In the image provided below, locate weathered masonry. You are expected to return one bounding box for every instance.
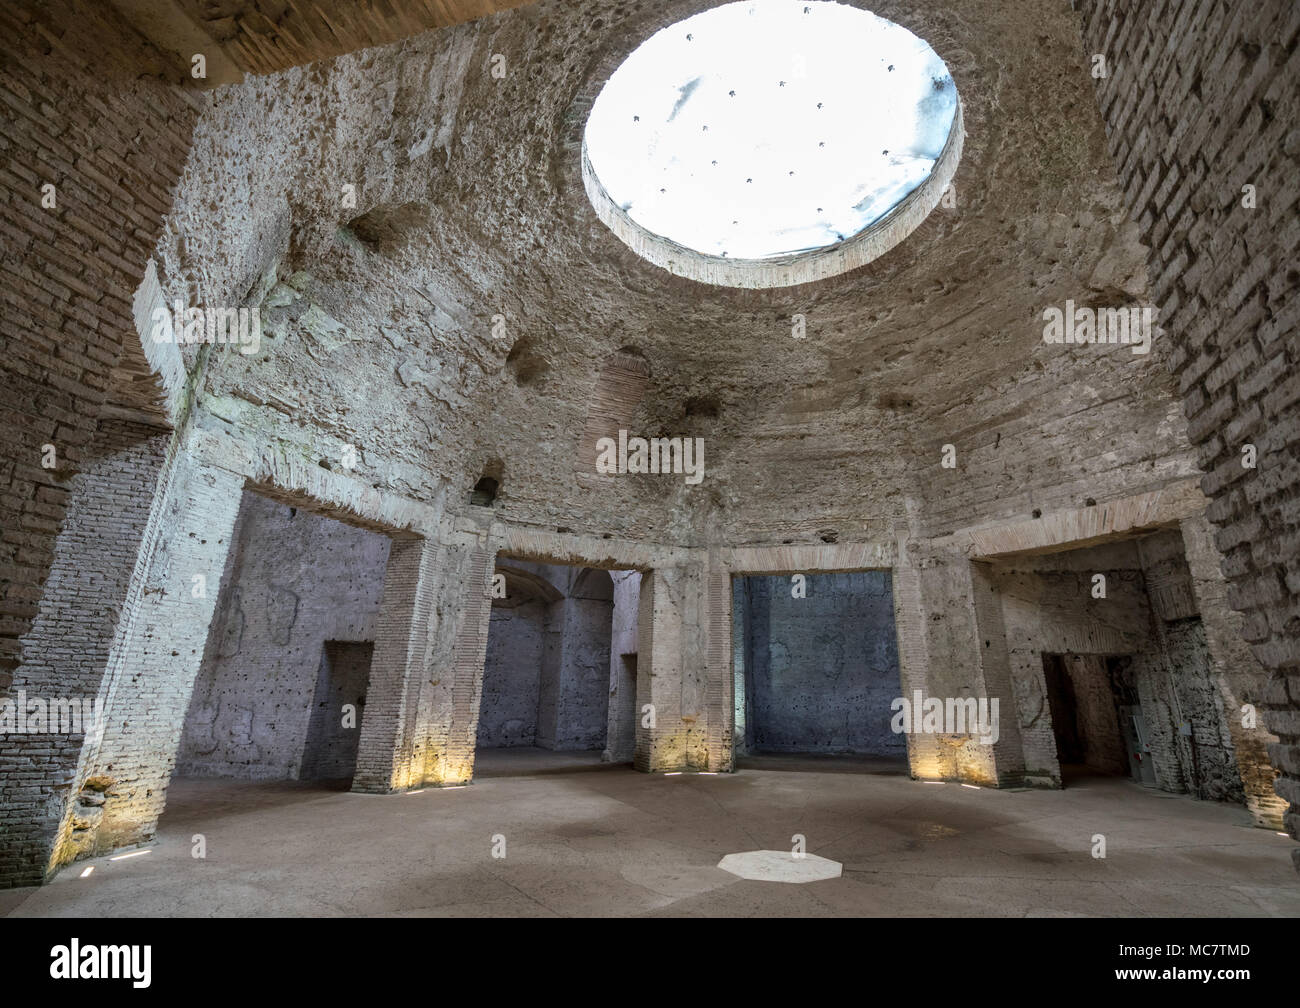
[0,0,1296,889]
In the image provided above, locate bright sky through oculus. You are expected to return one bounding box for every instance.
[584,0,958,260]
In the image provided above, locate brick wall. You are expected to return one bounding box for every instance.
[479,563,614,750]
[536,590,614,752]
[0,418,168,885]
[0,0,197,684]
[1075,0,1300,861]
[70,447,244,861]
[995,544,1151,784]
[352,537,437,793]
[1180,514,1287,824]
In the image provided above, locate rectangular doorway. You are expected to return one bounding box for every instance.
[300,641,373,781]
[1042,653,1151,786]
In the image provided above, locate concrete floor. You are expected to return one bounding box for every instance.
[3,750,1296,917]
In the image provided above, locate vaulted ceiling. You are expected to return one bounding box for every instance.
[149,0,1196,549]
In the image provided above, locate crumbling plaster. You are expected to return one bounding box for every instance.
[155,0,1194,556]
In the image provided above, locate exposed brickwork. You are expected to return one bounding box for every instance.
[535,570,614,750]
[1179,514,1287,825]
[2,0,1292,893]
[1075,0,1300,861]
[0,0,197,680]
[733,572,903,756]
[890,565,943,778]
[575,350,651,474]
[480,598,547,747]
[0,418,168,886]
[479,561,614,751]
[704,565,733,771]
[995,547,1152,785]
[604,570,641,764]
[635,566,709,772]
[352,537,436,792]
[440,546,496,779]
[74,450,243,859]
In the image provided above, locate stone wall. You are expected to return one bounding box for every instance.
[1074,0,1300,859]
[995,540,1149,784]
[734,572,904,757]
[178,492,391,779]
[989,533,1246,803]
[1179,514,1286,825]
[479,563,613,751]
[4,0,1293,887]
[478,600,546,747]
[150,0,1202,562]
[62,441,245,865]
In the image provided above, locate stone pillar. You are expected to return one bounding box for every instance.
[903,557,1024,786]
[603,570,640,763]
[54,444,244,865]
[0,419,171,885]
[1180,514,1287,827]
[969,562,1028,786]
[635,565,708,771]
[703,563,734,771]
[408,539,494,788]
[352,537,439,793]
[891,564,942,779]
[354,537,494,791]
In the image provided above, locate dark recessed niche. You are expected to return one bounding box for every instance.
[876,391,916,411]
[470,476,499,507]
[344,201,431,249]
[506,335,548,386]
[684,395,720,419]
